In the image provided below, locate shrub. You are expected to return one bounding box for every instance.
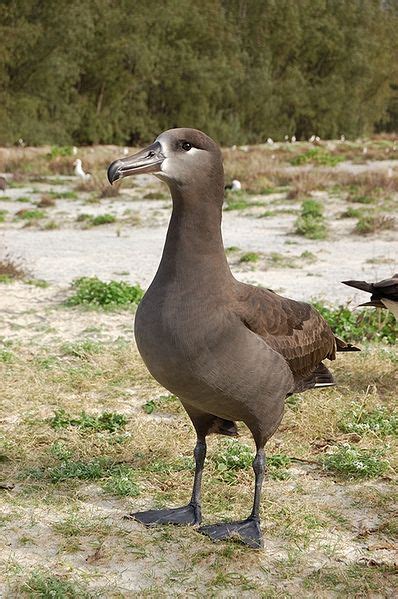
[65,276,144,310]
[295,199,327,239]
[321,445,389,479]
[313,301,397,344]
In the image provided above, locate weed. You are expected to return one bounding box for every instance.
[339,405,398,437]
[65,276,144,310]
[42,220,59,230]
[102,465,140,497]
[240,251,260,263]
[321,444,389,479]
[354,214,395,235]
[24,278,49,288]
[20,569,91,598]
[37,194,56,207]
[313,301,397,344]
[16,196,30,202]
[339,207,363,218]
[212,439,253,482]
[0,209,7,222]
[290,148,345,167]
[16,209,45,220]
[49,190,78,200]
[143,395,178,414]
[144,191,167,200]
[47,145,74,158]
[50,409,127,433]
[0,252,25,281]
[295,199,327,240]
[91,213,116,226]
[61,340,104,357]
[267,453,291,480]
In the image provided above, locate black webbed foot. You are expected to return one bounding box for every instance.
[199,516,263,549]
[126,502,201,527]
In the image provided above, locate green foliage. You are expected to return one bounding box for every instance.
[65,276,144,310]
[50,409,127,433]
[90,213,116,226]
[321,445,389,479]
[340,207,363,219]
[0,209,7,222]
[16,209,45,220]
[213,439,253,483]
[354,214,395,235]
[267,453,292,480]
[339,405,398,437]
[142,395,178,414]
[2,1,397,144]
[20,570,91,599]
[47,145,73,158]
[290,149,345,166]
[102,465,140,497]
[313,301,397,344]
[240,251,260,263]
[295,199,327,239]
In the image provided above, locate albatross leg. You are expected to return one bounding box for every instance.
[127,438,206,526]
[199,447,265,549]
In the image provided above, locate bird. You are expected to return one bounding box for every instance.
[343,275,398,320]
[0,176,6,192]
[107,128,359,549]
[73,159,91,181]
[225,179,242,191]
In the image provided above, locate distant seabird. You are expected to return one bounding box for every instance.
[73,159,91,181]
[225,179,242,191]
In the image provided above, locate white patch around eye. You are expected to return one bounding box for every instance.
[187,147,202,156]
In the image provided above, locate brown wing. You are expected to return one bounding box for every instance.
[235,283,336,380]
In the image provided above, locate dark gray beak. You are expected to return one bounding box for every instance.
[107,141,164,184]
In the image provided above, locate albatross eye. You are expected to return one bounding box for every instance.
[181,141,192,151]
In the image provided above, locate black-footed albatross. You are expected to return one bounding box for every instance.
[343,274,398,320]
[107,128,358,548]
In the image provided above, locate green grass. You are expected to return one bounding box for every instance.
[50,409,128,432]
[294,199,327,239]
[240,251,260,263]
[212,439,253,483]
[91,213,116,226]
[321,445,389,479]
[354,214,395,235]
[290,148,345,167]
[49,190,78,200]
[339,405,398,437]
[142,395,178,414]
[102,465,140,497]
[0,209,7,222]
[65,276,144,310]
[313,300,397,344]
[20,569,92,598]
[16,209,46,220]
[340,207,363,218]
[47,145,74,158]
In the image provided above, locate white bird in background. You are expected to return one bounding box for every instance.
[291,135,296,143]
[266,138,274,145]
[284,135,289,141]
[72,146,78,156]
[340,135,346,142]
[73,159,91,181]
[225,179,242,191]
[309,135,316,143]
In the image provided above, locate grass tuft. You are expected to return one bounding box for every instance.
[50,409,128,433]
[339,405,398,437]
[65,276,144,310]
[321,444,389,479]
[295,199,327,239]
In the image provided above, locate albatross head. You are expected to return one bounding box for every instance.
[107,128,223,189]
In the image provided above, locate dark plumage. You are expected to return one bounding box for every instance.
[0,176,6,192]
[108,128,358,548]
[343,274,398,319]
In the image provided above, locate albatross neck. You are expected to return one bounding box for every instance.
[156,180,234,288]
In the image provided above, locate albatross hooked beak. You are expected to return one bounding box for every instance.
[107,141,165,184]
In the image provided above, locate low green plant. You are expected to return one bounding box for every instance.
[295,199,327,239]
[24,278,49,288]
[290,149,345,167]
[267,453,291,480]
[49,190,78,200]
[213,439,253,482]
[65,276,144,310]
[312,301,396,344]
[144,191,167,200]
[340,207,363,219]
[143,395,178,414]
[321,444,389,479]
[339,405,398,437]
[354,214,395,235]
[20,570,91,599]
[240,251,260,263]
[16,209,45,220]
[102,465,140,497]
[0,209,7,222]
[91,213,116,226]
[47,145,74,158]
[50,409,127,432]
[61,340,104,357]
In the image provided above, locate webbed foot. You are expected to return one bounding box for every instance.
[199,516,263,549]
[126,502,201,526]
